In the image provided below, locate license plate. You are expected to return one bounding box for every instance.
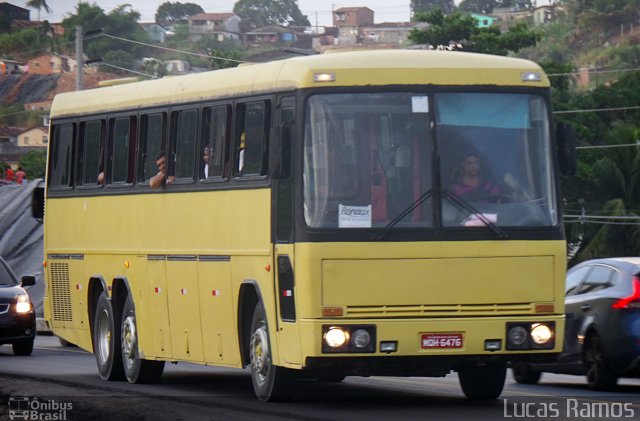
[421,333,463,349]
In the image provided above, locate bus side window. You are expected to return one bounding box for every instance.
[109,116,136,185]
[235,101,270,177]
[78,120,104,186]
[170,108,198,182]
[139,113,166,184]
[200,105,230,180]
[48,123,75,190]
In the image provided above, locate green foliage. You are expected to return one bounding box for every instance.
[233,0,310,27]
[409,10,539,55]
[0,106,43,128]
[155,2,204,26]
[411,0,455,15]
[99,50,135,75]
[61,3,150,62]
[18,149,47,179]
[566,124,640,264]
[458,0,496,14]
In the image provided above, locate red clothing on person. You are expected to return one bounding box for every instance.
[5,167,14,182]
[15,169,26,184]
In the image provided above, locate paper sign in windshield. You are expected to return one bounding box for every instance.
[462,213,497,227]
[411,96,429,113]
[339,204,372,228]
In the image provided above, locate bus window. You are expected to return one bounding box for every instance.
[139,113,166,184]
[170,109,198,181]
[200,105,230,180]
[79,120,104,186]
[110,117,135,184]
[235,101,270,177]
[48,123,75,190]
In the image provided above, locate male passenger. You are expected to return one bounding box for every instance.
[149,151,175,188]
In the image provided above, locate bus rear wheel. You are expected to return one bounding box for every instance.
[458,362,506,400]
[121,296,165,384]
[93,292,125,381]
[249,302,296,401]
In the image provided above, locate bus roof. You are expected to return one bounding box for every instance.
[50,50,549,118]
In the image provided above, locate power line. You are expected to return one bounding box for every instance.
[95,62,159,79]
[100,33,246,64]
[553,105,640,114]
[547,66,640,77]
[576,143,640,150]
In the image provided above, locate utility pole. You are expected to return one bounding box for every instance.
[76,25,83,91]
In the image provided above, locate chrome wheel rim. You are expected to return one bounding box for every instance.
[122,315,137,370]
[96,308,111,365]
[250,322,270,385]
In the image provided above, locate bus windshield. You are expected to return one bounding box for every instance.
[303,92,557,230]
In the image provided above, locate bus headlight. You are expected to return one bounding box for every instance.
[322,325,376,353]
[506,322,555,350]
[324,327,348,349]
[531,323,553,345]
[507,326,528,346]
[351,329,371,349]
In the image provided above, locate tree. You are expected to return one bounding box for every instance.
[409,10,539,55]
[458,0,496,14]
[566,124,640,264]
[19,149,47,179]
[155,2,204,26]
[233,0,310,27]
[61,3,150,68]
[411,0,455,16]
[26,0,51,21]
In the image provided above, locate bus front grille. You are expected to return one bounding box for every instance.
[344,303,534,318]
[50,263,72,322]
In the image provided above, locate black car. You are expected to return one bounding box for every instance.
[513,257,640,390]
[0,256,36,356]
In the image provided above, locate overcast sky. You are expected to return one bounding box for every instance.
[9,1,551,26]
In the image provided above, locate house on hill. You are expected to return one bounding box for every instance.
[17,127,48,148]
[0,2,29,22]
[188,13,241,41]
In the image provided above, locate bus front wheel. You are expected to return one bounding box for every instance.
[249,302,296,401]
[458,362,506,400]
[121,295,165,383]
[93,292,125,381]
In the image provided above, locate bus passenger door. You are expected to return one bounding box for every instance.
[166,256,204,362]
[273,98,302,366]
[146,256,172,358]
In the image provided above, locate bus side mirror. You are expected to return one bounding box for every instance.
[556,122,576,175]
[32,186,44,221]
[271,122,292,180]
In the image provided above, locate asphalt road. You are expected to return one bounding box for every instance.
[1,334,639,421]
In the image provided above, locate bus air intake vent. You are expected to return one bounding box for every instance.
[345,303,534,317]
[50,263,72,322]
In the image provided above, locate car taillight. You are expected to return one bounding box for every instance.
[612,276,640,309]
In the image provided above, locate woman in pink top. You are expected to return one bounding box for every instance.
[450,153,500,202]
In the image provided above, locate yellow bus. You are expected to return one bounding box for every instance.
[37,50,574,401]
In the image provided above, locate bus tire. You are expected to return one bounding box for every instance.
[249,301,296,401]
[458,362,506,400]
[93,292,125,381]
[512,361,542,384]
[121,295,165,384]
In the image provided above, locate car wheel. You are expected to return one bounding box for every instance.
[458,363,506,400]
[12,339,34,356]
[249,302,296,401]
[512,361,542,384]
[584,333,618,391]
[121,295,165,383]
[93,292,125,381]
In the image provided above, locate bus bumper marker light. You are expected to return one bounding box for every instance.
[484,339,502,351]
[380,341,397,353]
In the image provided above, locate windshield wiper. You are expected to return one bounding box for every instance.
[442,190,509,239]
[372,189,433,241]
